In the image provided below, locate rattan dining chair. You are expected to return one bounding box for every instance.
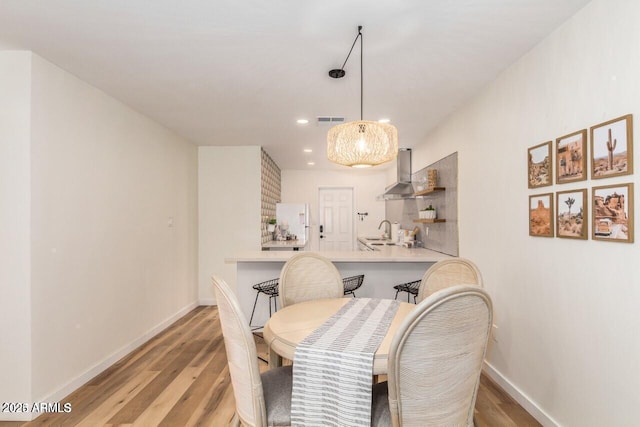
[416,257,483,303]
[212,276,292,427]
[371,285,493,427]
[278,252,344,308]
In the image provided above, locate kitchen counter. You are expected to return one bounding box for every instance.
[356,235,420,251]
[229,236,449,263]
[227,245,449,263]
[261,239,308,250]
[226,241,452,326]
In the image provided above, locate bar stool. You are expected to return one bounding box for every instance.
[393,279,421,303]
[249,278,279,329]
[343,274,365,297]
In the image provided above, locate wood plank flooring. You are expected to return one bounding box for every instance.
[0,306,541,426]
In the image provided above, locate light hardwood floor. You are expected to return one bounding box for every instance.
[0,306,541,426]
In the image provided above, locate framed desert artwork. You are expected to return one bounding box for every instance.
[556,189,587,240]
[590,114,633,179]
[592,183,634,243]
[528,141,552,188]
[529,193,554,237]
[556,129,587,184]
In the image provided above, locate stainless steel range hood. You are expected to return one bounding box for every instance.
[382,148,413,197]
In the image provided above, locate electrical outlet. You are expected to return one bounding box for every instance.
[491,324,498,342]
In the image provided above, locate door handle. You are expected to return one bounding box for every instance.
[319,225,323,232]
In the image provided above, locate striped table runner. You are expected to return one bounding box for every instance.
[291,298,400,427]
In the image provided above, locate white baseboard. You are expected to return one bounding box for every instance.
[30,302,199,420]
[483,361,559,427]
[199,298,216,306]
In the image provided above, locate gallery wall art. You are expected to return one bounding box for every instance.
[590,114,633,179]
[528,113,634,243]
[592,183,634,243]
[556,129,587,184]
[556,189,587,240]
[529,193,554,237]
[528,141,552,188]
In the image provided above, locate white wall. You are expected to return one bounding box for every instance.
[412,0,639,425]
[282,169,388,250]
[0,51,32,418]
[198,146,262,303]
[0,52,199,419]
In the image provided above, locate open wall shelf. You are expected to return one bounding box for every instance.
[413,187,445,197]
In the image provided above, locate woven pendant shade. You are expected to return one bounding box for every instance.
[327,120,398,167]
[327,26,399,168]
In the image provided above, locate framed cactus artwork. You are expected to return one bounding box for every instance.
[590,114,633,179]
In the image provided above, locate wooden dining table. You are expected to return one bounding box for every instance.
[262,297,414,375]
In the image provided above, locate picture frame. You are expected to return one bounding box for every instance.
[528,141,552,188]
[590,114,633,179]
[556,129,587,184]
[592,183,634,243]
[556,189,588,240]
[529,193,554,237]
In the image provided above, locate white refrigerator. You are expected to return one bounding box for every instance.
[276,203,310,243]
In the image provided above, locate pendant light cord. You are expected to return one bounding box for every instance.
[334,26,364,120]
[338,26,363,76]
[359,27,363,121]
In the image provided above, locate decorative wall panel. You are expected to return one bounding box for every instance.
[261,149,281,244]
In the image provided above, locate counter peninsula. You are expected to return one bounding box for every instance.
[226,244,452,327]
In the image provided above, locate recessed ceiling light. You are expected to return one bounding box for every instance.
[307,161,315,166]
[378,118,391,123]
[297,119,309,124]
[303,149,313,153]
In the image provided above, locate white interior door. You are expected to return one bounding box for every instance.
[318,187,354,251]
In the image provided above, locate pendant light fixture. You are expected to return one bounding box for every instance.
[327,26,398,168]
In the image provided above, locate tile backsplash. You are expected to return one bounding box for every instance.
[386,152,458,256]
[261,149,281,244]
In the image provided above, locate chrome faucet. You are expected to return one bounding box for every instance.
[378,220,391,239]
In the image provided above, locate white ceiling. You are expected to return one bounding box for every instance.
[0,0,590,170]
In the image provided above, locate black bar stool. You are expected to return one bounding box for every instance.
[249,278,279,329]
[342,274,365,297]
[393,279,421,303]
